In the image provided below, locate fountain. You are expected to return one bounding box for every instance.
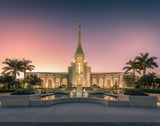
[70,89,77,98]
[70,84,88,98]
[82,88,88,98]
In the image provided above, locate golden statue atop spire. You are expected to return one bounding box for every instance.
[78,23,81,31]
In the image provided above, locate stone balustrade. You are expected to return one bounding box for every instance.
[0,95,158,107]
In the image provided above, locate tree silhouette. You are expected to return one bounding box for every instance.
[136,52,158,75]
[21,58,35,88]
[2,58,23,81]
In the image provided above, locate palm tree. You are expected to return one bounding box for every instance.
[123,59,141,77]
[2,58,23,81]
[123,59,141,87]
[21,58,35,88]
[135,52,158,76]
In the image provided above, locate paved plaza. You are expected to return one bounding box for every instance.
[0,103,160,123]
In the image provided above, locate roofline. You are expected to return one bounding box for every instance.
[27,72,127,74]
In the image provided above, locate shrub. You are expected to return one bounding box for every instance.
[142,89,160,94]
[92,84,100,88]
[58,85,67,88]
[124,88,148,96]
[0,89,15,93]
[11,89,35,95]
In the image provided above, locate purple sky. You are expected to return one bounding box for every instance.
[0,0,160,76]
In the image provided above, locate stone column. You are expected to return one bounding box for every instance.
[96,77,99,86]
[54,78,57,88]
[60,78,63,86]
[120,74,123,88]
[52,76,55,88]
[112,76,114,87]
[103,77,106,88]
[45,76,48,88]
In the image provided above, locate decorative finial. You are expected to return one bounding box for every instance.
[78,23,81,31]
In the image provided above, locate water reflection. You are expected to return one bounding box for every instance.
[41,95,55,100]
[104,95,117,100]
[157,101,160,107]
[41,94,117,100]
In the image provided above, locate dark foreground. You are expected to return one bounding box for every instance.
[0,122,160,126]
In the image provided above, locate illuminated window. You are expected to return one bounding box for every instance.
[92,78,97,85]
[62,78,67,85]
[79,63,81,74]
[56,78,60,88]
[104,79,111,88]
[76,57,83,74]
[77,77,82,84]
[48,79,52,88]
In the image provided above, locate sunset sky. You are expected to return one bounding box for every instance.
[0,0,160,76]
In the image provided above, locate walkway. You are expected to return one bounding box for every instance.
[0,103,160,123]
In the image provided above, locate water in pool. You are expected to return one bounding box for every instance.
[41,94,117,100]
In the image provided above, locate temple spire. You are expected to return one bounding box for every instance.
[79,23,81,31]
[75,23,84,54]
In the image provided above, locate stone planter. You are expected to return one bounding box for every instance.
[118,94,129,101]
[129,96,157,107]
[108,100,129,107]
[147,93,160,101]
[0,94,41,107]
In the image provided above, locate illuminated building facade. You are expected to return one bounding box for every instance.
[28,24,125,89]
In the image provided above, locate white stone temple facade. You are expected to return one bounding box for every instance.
[28,24,126,89]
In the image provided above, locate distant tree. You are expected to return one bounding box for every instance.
[2,58,23,81]
[20,58,35,88]
[137,72,157,88]
[0,75,15,89]
[114,81,118,94]
[155,78,160,89]
[122,74,136,88]
[26,75,42,88]
[123,59,141,87]
[135,52,158,75]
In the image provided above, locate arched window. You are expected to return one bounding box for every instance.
[48,79,52,88]
[107,79,111,88]
[92,78,97,85]
[62,78,67,86]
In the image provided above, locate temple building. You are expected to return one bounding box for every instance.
[28,24,126,89]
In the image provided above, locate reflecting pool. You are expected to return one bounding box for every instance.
[41,94,117,100]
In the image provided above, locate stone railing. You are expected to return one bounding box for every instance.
[0,95,158,107]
